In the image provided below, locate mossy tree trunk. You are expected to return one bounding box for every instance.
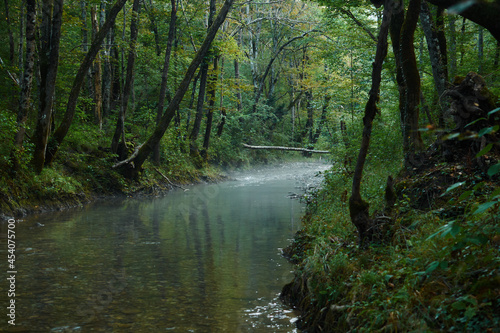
[349,0,391,246]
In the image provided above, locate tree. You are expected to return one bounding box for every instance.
[111,0,141,157]
[120,0,235,177]
[12,0,36,166]
[32,0,64,173]
[152,0,177,165]
[44,0,128,167]
[349,0,391,245]
[189,0,217,162]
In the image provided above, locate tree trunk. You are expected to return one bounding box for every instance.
[111,0,141,157]
[400,0,423,163]
[202,56,219,159]
[32,0,64,173]
[494,40,500,70]
[44,0,128,166]
[12,0,36,166]
[185,72,200,135]
[349,0,391,246]
[234,58,242,112]
[3,0,15,65]
[125,0,235,177]
[152,0,177,165]
[420,1,447,126]
[312,96,330,145]
[91,6,103,129]
[189,0,216,160]
[305,90,314,143]
[477,26,484,74]
[101,0,113,120]
[144,0,161,56]
[449,15,457,79]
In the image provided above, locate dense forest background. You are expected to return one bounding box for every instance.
[0,0,498,195]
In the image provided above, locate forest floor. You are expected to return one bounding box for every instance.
[281,138,500,332]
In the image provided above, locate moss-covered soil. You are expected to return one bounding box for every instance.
[281,139,500,332]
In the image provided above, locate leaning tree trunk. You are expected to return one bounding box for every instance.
[111,0,140,157]
[152,0,177,165]
[349,0,391,246]
[44,0,128,166]
[32,0,64,174]
[124,0,235,178]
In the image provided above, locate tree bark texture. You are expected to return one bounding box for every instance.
[152,0,176,164]
[32,0,64,173]
[420,1,447,126]
[13,0,36,152]
[111,0,141,157]
[91,6,103,129]
[44,0,128,166]
[349,0,391,246]
[400,0,423,160]
[127,0,235,177]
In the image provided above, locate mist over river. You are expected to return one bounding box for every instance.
[0,161,329,332]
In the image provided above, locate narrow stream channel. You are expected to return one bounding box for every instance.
[1,161,329,332]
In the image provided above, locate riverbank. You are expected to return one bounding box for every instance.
[0,147,325,221]
[0,156,225,221]
[280,144,500,331]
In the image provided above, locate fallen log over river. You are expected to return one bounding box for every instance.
[242,143,330,154]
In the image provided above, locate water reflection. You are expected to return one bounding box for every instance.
[0,162,328,332]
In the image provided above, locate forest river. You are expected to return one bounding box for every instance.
[0,161,329,332]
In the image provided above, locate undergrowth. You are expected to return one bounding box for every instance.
[282,126,500,332]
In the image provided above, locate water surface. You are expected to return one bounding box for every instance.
[0,162,328,332]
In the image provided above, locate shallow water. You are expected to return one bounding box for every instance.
[0,161,329,332]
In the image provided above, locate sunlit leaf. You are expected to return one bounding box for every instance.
[487,107,500,117]
[440,182,465,196]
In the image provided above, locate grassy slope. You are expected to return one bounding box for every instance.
[282,142,500,332]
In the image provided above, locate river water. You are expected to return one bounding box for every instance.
[0,162,328,332]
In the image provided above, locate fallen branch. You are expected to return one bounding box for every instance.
[242,143,330,154]
[153,167,189,191]
[112,143,143,168]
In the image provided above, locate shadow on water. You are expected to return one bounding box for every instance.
[0,161,329,332]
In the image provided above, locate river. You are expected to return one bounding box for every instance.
[0,161,329,332]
